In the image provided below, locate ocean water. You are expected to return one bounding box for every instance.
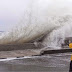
[0,0,72,48]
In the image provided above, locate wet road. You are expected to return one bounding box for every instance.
[0,53,71,72]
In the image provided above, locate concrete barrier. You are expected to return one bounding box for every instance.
[0,43,42,51]
[40,48,72,55]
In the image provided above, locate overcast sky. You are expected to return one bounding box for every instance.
[0,0,72,31]
[0,0,30,31]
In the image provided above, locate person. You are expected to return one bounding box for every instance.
[69,56,72,72]
[69,43,72,72]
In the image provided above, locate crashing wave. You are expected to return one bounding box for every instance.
[0,0,72,49]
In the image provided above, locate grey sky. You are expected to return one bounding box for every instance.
[0,0,72,31]
[0,0,30,31]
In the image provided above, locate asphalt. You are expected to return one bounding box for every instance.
[0,44,71,72]
[0,53,71,72]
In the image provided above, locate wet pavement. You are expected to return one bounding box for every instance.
[0,53,71,72]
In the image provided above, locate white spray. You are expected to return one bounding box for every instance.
[42,16,72,48]
[0,0,72,49]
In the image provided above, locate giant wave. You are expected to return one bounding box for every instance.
[0,0,72,49]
